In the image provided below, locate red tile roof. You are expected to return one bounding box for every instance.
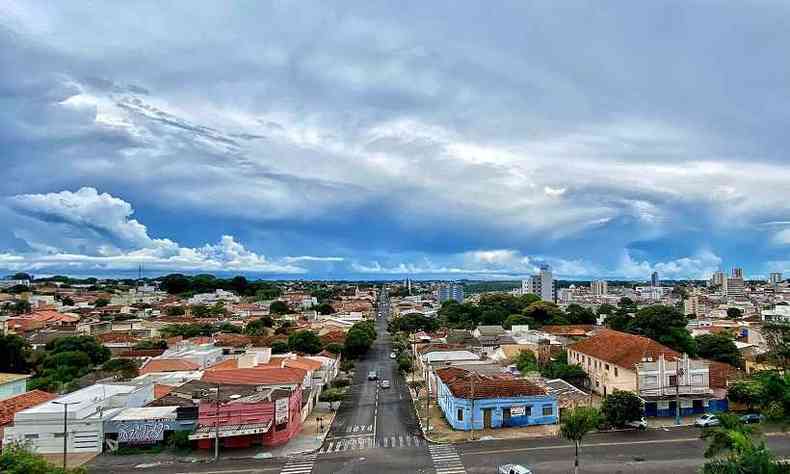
[542,325,595,336]
[283,358,322,371]
[319,331,347,344]
[97,332,140,344]
[0,390,57,426]
[154,384,176,399]
[568,329,679,368]
[435,367,546,399]
[140,358,201,374]
[707,361,744,389]
[214,333,252,348]
[201,367,306,386]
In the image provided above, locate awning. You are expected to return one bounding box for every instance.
[188,420,272,440]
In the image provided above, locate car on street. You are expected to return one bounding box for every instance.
[497,464,533,474]
[695,414,721,428]
[625,417,648,430]
[740,413,763,424]
[368,371,378,381]
[390,352,397,359]
[381,380,390,389]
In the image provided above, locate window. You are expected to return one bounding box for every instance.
[542,404,553,416]
[605,364,610,371]
[692,374,704,385]
[54,432,65,438]
[680,399,693,408]
[457,409,464,421]
[614,367,619,377]
[24,434,39,439]
[669,375,678,386]
[658,400,670,410]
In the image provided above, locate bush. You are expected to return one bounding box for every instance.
[601,390,644,427]
[0,443,86,474]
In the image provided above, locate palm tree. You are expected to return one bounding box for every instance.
[700,412,788,473]
[560,406,601,474]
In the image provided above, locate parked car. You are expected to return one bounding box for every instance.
[740,413,763,424]
[368,371,378,381]
[497,464,533,474]
[695,414,721,428]
[390,352,397,359]
[625,418,648,430]
[381,380,391,389]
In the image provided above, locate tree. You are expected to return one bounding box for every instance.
[94,298,110,308]
[60,296,75,307]
[288,330,323,354]
[319,387,346,410]
[540,352,587,387]
[102,358,139,379]
[160,274,192,294]
[244,318,271,336]
[601,390,644,427]
[165,306,186,316]
[9,272,31,281]
[565,304,597,325]
[479,308,508,326]
[697,333,743,367]
[560,407,602,474]
[45,336,111,365]
[274,321,293,335]
[389,313,438,333]
[344,322,376,358]
[726,307,743,320]
[629,305,697,356]
[0,443,86,474]
[11,300,31,315]
[523,301,567,325]
[701,413,758,459]
[515,350,539,374]
[269,300,290,315]
[271,340,290,354]
[503,314,532,329]
[763,322,790,371]
[699,413,788,473]
[439,300,481,328]
[324,342,344,355]
[316,302,335,315]
[597,303,616,316]
[190,304,211,318]
[0,334,30,373]
[397,354,413,373]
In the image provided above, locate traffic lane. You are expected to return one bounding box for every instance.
[313,447,434,474]
[459,430,790,474]
[92,458,287,474]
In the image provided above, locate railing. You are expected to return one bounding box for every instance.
[639,386,713,397]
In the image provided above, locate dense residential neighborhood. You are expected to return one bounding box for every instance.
[0,271,789,473]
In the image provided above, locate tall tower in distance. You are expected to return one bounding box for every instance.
[651,271,659,287]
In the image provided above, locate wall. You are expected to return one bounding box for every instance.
[0,378,27,399]
[568,349,637,395]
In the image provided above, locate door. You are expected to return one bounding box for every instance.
[483,408,493,429]
[502,408,511,427]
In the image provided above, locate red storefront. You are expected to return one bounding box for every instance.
[190,387,302,449]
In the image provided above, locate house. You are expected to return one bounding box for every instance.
[472,325,506,339]
[140,358,201,375]
[0,390,57,449]
[568,329,726,417]
[2,383,155,454]
[104,406,195,450]
[0,373,30,399]
[434,367,558,431]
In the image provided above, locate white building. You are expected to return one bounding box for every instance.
[3,383,154,454]
[438,284,464,303]
[710,271,726,288]
[187,289,241,305]
[522,265,556,302]
[590,280,608,296]
[159,342,225,368]
[770,272,783,286]
[763,305,790,323]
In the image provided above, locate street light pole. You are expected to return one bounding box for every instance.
[214,383,221,462]
[52,401,80,472]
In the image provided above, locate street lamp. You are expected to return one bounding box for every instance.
[52,400,80,472]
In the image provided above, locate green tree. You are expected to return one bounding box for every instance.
[597,303,616,316]
[397,353,413,373]
[0,334,30,373]
[0,443,86,474]
[190,304,211,318]
[726,307,743,320]
[697,333,742,367]
[11,300,31,315]
[316,302,335,315]
[165,306,186,316]
[439,300,481,328]
[565,304,597,324]
[523,301,567,325]
[60,296,75,306]
[560,407,602,474]
[269,300,290,315]
[540,351,587,387]
[629,305,697,356]
[102,358,139,379]
[601,390,644,427]
[763,322,790,371]
[94,298,110,307]
[701,413,758,459]
[515,350,539,374]
[159,274,192,294]
[699,413,788,473]
[319,387,346,410]
[388,313,438,333]
[503,314,532,329]
[344,322,376,358]
[46,336,111,365]
[271,340,290,354]
[288,330,323,354]
[244,318,271,336]
[324,342,344,355]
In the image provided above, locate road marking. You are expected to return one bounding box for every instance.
[429,444,466,474]
[177,470,280,474]
[279,453,316,474]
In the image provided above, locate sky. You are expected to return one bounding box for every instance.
[1,1,790,281]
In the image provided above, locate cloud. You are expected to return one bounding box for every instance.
[1,188,341,274]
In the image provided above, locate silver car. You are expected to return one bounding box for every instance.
[381,380,391,389]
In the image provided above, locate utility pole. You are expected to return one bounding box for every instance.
[675,359,684,426]
[470,372,475,441]
[53,401,80,472]
[214,383,221,461]
[425,364,430,433]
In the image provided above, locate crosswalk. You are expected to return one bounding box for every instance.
[279,453,316,474]
[318,433,426,453]
[428,444,467,474]
[336,424,374,434]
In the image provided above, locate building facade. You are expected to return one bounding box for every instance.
[438,284,464,304]
[522,265,556,302]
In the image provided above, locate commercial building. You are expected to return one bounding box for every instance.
[438,284,464,304]
[770,272,783,286]
[522,265,556,302]
[651,271,660,287]
[710,271,726,288]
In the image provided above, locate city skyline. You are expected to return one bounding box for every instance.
[3,2,790,280]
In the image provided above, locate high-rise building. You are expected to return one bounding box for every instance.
[684,296,701,316]
[732,267,744,279]
[590,280,608,296]
[710,271,726,288]
[438,284,464,304]
[726,276,746,300]
[522,265,556,302]
[770,272,783,286]
[651,271,660,287]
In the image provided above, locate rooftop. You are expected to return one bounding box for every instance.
[140,358,201,374]
[568,329,679,368]
[0,373,30,385]
[435,367,547,399]
[0,390,57,426]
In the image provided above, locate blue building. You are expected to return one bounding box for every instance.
[434,367,558,430]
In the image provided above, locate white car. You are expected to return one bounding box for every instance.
[390,352,397,359]
[625,418,648,430]
[695,414,720,428]
[498,464,532,474]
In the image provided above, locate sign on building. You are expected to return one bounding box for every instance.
[275,397,289,425]
[117,421,167,443]
[510,406,526,417]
